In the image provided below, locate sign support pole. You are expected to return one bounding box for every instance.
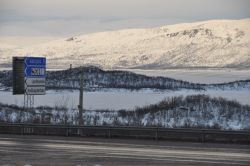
[77,69,84,136]
[24,94,34,110]
[78,71,84,126]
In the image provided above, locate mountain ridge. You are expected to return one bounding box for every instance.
[0,19,249,69]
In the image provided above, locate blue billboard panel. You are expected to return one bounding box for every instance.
[25,66,46,77]
[25,57,46,67]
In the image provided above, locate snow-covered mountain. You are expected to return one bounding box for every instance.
[0,19,250,69]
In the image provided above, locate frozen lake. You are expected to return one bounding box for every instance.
[0,89,249,110]
[123,69,250,84]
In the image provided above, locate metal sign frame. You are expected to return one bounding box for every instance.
[13,56,46,109]
[12,57,25,95]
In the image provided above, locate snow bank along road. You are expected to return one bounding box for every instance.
[0,134,250,166]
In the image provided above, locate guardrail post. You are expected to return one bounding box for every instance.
[24,126,26,134]
[66,127,69,136]
[201,130,205,143]
[108,127,111,138]
[78,127,83,136]
[21,124,24,135]
[155,128,159,141]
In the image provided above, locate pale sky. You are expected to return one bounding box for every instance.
[0,0,249,46]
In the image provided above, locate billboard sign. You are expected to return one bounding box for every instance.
[25,86,46,95]
[25,66,46,77]
[25,57,46,66]
[24,57,46,95]
[25,77,46,86]
[13,56,46,95]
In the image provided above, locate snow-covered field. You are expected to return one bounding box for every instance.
[1,89,249,110]
[123,69,250,84]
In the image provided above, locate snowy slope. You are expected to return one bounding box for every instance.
[0,19,250,69]
[1,95,249,130]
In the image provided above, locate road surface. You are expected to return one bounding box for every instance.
[0,134,250,166]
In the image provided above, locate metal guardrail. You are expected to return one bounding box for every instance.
[0,123,250,144]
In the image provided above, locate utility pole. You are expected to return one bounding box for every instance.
[78,70,84,126]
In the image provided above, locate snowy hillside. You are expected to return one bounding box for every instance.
[0,19,250,69]
[1,66,250,91]
[1,95,249,130]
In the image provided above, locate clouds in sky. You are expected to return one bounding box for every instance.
[0,0,250,37]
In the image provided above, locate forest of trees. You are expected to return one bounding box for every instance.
[0,66,250,91]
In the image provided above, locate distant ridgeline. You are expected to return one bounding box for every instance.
[0,66,250,91]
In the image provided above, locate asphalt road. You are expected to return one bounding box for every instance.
[0,134,250,166]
